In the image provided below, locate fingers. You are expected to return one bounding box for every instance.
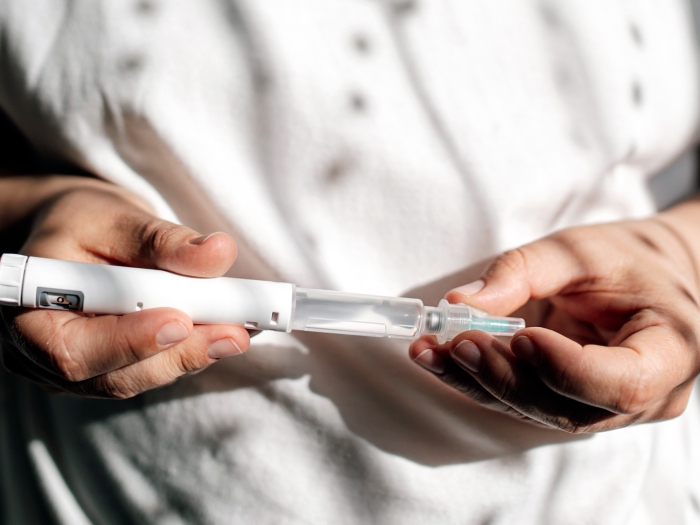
[3,184,249,398]
[78,323,250,398]
[3,307,250,398]
[428,316,690,427]
[442,331,616,432]
[410,318,695,431]
[409,336,538,420]
[115,216,237,277]
[409,336,445,374]
[23,187,237,277]
[512,320,691,415]
[445,237,588,316]
[13,307,194,381]
[411,333,614,431]
[428,222,700,431]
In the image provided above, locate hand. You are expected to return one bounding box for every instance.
[0,179,250,398]
[409,217,700,432]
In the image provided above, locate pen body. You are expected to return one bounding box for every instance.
[0,254,525,341]
[0,255,294,332]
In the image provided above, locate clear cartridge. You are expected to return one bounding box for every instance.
[293,288,524,342]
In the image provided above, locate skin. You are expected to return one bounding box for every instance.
[0,175,250,398]
[3,175,700,432]
[409,200,700,433]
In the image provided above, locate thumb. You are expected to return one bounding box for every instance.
[122,216,237,277]
[445,239,586,316]
[25,187,238,277]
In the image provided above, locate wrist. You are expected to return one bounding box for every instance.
[653,196,700,290]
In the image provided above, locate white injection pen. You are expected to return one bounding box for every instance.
[0,254,525,343]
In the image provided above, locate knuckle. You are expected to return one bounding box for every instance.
[47,334,89,382]
[149,225,176,255]
[52,353,87,382]
[114,317,141,365]
[556,415,596,434]
[93,372,140,399]
[142,220,178,259]
[493,368,519,404]
[615,371,654,415]
[547,409,600,434]
[554,228,577,244]
[550,226,589,247]
[173,348,206,375]
[441,370,495,405]
[552,420,586,434]
[493,248,528,277]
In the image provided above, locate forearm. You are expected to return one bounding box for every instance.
[0,175,155,239]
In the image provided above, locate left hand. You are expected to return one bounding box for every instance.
[409,216,700,433]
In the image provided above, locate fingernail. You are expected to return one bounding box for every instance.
[452,279,485,296]
[190,232,221,245]
[512,336,539,364]
[157,322,190,346]
[413,349,445,374]
[207,338,244,360]
[452,340,481,373]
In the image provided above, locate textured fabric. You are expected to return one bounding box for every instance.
[2,1,700,523]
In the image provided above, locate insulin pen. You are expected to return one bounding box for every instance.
[0,254,525,343]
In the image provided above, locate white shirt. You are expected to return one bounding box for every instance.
[2,1,700,523]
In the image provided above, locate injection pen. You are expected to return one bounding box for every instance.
[0,254,525,343]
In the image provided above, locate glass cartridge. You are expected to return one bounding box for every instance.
[292,288,525,343]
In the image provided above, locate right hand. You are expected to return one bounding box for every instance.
[0,179,251,398]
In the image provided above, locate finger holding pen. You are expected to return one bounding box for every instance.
[0,179,250,398]
[410,219,700,433]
